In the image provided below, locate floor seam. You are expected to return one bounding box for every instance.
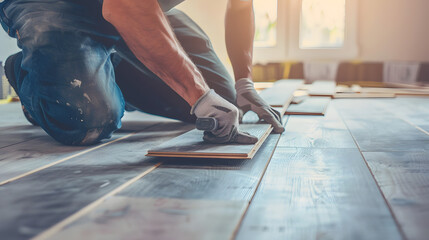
[32,162,163,240]
[335,101,408,240]
[231,116,290,240]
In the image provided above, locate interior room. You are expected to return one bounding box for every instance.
[0,0,428,239]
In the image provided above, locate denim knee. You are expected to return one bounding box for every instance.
[35,94,124,146]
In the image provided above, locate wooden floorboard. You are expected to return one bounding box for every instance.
[278,106,356,148]
[36,133,282,239]
[333,99,429,152]
[0,125,44,149]
[0,135,92,185]
[147,124,272,159]
[236,147,402,240]
[45,196,247,240]
[0,121,192,240]
[0,111,172,185]
[377,98,429,134]
[308,81,336,97]
[259,79,304,107]
[2,97,429,240]
[285,97,331,116]
[363,151,429,240]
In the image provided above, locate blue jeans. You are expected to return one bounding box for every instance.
[0,0,235,145]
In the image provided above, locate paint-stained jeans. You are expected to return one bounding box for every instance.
[0,0,235,145]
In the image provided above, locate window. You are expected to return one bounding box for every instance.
[253,0,358,62]
[254,0,278,48]
[299,0,346,49]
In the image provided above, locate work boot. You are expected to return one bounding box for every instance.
[4,52,39,126]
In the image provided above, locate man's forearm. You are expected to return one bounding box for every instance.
[102,0,209,106]
[225,0,254,81]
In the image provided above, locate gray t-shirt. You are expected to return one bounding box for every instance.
[158,0,185,12]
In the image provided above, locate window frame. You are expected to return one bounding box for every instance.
[253,0,359,63]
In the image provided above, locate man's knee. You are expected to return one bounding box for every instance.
[38,96,124,146]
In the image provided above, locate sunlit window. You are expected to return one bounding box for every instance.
[300,0,346,49]
[254,0,278,48]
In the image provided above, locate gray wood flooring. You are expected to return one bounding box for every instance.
[1,98,428,240]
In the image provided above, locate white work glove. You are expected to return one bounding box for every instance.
[235,78,285,133]
[191,90,258,144]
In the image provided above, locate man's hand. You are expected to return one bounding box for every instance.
[191,90,258,144]
[235,78,285,133]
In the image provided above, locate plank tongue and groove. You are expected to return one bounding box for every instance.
[285,97,331,116]
[308,80,337,97]
[259,79,304,108]
[146,124,272,159]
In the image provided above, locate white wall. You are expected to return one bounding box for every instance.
[358,0,429,62]
[177,0,231,67]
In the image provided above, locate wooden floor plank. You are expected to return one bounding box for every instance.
[236,148,402,240]
[308,81,336,97]
[0,121,192,240]
[333,99,429,152]
[37,133,282,239]
[333,93,396,99]
[285,97,331,116]
[0,136,93,185]
[259,79,304,107]
[376,98,429,134]
[0,111,173,185]
[0,125,44,149]
[147,124,272,159]
[363,151,429,240]
[45,197,247,240]
[279,106,356,148]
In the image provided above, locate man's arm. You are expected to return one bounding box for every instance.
[102,0,208,106]
[225,0,285,133]
[225,0,254,80]
[102,0,257,144]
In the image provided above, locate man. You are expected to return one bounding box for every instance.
[0,0,284,146]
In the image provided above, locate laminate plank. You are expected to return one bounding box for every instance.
[0,125,43,149]
[285,97,331,115]
[236,148,402,240]
[364,151,429,240]
[308,80,336,97]
[0,111,176,185]
[44,197,247,240]
[147,124,272,159]
[0,121,192,240]
[375,98,429,133]
[333,99,429,151]
[0,136,93,184]
[35,131,282,240]
[123,134,280,200]
[259,79,304,107]
[333,93,396,98]
[279,106,356,148]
